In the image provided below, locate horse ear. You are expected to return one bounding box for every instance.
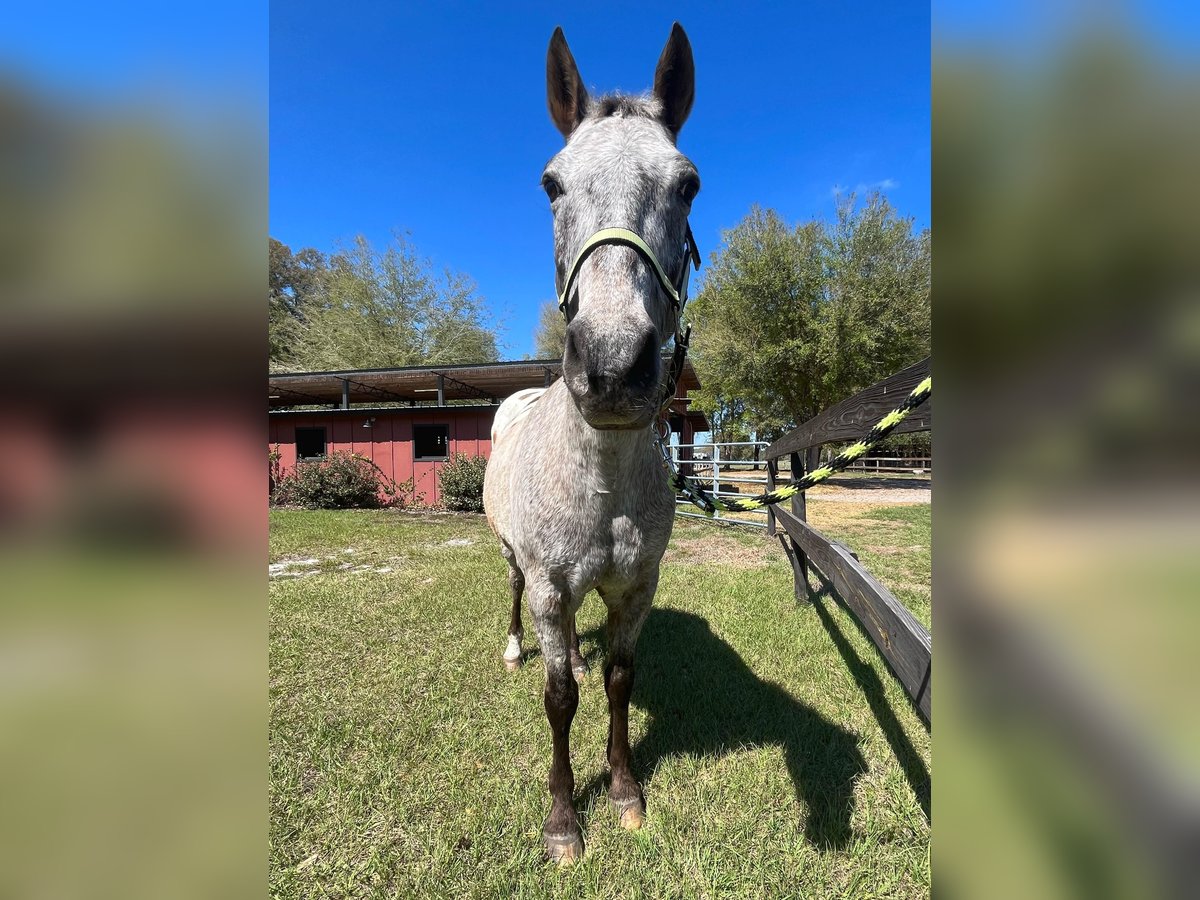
[652,22,694,138]
[547,27,588,139]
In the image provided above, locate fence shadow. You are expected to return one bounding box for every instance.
[577,607,867,848]
[807,577,931,821]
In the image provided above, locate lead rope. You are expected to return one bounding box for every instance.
[556,225,931,515]
[660,376,932,515]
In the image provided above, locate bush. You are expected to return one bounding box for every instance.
[874,430,931,456]
[439,453,488,512]
[273,452,384,509]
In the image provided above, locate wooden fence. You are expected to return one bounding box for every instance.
[845,456,931,473]
[764,357,932,723]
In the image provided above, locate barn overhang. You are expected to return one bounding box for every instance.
[269,357,706,429]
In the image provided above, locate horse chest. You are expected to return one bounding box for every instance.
[567,487,672,594]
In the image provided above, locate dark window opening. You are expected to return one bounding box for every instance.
[413,424,450,461]
[296,427,326,460]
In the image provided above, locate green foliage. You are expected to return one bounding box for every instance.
[437,453,488,512]
[875,430,931,456]
[532,300,567,359]
[273,452,389,509]
[687,194,930,440]
[269,238,329,370]
[822,429,931,463]
[291,234,500,371]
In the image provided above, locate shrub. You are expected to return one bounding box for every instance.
[438,453,488,512]
[273,452,385,509]
[269,444,283,502]
[873,430,931,456]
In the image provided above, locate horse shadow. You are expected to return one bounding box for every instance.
[577,607,868,848]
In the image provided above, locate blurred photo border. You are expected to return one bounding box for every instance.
[1,2,1198,898]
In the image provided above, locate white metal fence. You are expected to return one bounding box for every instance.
[670,440,773,528]
[669,441,933,527]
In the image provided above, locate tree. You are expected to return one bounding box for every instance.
[533,301,567,359]
[269,238,328,369]
[290,234,500,371]
[686,194,929,439]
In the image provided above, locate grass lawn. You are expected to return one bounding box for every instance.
[806,502,932,632]
[270,505,930,899]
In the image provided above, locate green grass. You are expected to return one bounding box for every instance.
[805,503,932,632]
[270,508,930,899]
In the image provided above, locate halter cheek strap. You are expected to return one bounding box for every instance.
[557,225,700,320]
[555,223,701,414]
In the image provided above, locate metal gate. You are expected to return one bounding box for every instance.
[669,439,772,527]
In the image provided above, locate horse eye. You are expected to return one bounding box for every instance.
[679,176,700,204]
[542,176,562,202]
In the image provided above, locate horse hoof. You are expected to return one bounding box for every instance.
[613,799,645,830]
[544,832,584,865]
[503,634,523,672]
[572,663,588,682]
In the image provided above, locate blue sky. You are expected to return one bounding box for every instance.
[270,1,930,359]
[1,3,267,112]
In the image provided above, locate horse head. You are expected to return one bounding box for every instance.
[543,23,699,430]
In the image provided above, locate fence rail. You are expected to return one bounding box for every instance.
[845,457,931,473]
[775,507,931,719]
[764,357,932,460]
[765,356,932,724]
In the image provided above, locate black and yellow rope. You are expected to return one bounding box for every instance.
[669,376,932,514]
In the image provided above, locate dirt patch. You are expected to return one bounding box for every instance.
[864,544,929,556]
[386,508,486,523]
[805,502,927,533]
[719,474,930,506]
[806,484,930,504]
[269,551,403,580]
[665,534,782,569]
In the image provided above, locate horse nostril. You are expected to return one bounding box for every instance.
[625,330,660,391]
[565,323,605,394]
[564,325,585,368]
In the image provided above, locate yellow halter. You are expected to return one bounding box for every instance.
[556,225,699,320]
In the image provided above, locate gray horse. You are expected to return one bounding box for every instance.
[482,23,698,864]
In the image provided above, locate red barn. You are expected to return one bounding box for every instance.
[269,359,706,506]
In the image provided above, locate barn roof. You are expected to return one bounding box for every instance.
[268,357,703,411]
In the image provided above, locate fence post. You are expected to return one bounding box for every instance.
[712,443,721,501]
[789,451,809,602]
[765,458,777,536]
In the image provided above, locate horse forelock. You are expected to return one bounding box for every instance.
[584,92,663,123]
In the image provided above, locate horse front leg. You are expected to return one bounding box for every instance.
[569,616,588,681]
[531,590,583,863]
[604,575,655,830]
[503,562,524,671]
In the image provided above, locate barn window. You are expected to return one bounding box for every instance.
[413,424,450,461]
[295,427,326,460]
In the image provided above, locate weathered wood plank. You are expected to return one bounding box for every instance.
[765,357,931,460]
[765,459,777,536]
[789,450,807,602]
[775,507,931,722]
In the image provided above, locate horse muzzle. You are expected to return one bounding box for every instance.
[563,320,661,430]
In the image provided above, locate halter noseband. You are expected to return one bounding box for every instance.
[556,223,701,414]
[556,224,701,322]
